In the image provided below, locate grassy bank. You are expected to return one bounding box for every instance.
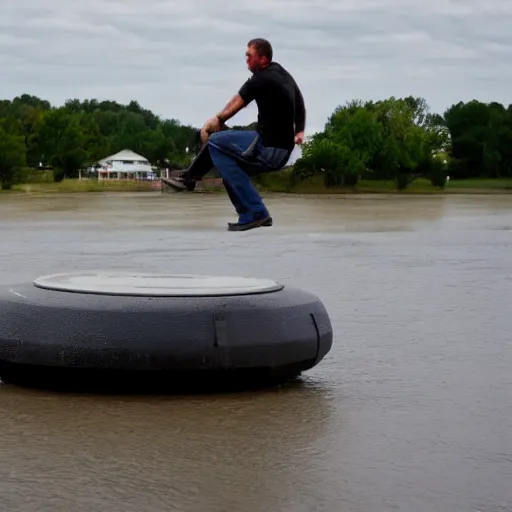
[254,171,512,194]
[4,178,225,194]
[2,173,512,195]
[4,179,160,194]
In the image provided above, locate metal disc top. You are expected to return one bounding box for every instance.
[33,271,284,297]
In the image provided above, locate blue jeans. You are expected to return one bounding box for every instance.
[207,130,290,224]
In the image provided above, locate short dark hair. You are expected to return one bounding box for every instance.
[247,38,273,61]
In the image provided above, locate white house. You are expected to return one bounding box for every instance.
[95,149,156,180]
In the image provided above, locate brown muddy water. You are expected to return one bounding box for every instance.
[0,191,511,512]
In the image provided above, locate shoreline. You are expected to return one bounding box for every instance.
[2,176,512,195]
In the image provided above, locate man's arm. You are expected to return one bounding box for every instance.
[203,76,259,133]
[202,93,246,135]
[216,94,246,124]
[217,74,261,123]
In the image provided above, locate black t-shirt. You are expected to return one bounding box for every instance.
[238,62,305,150]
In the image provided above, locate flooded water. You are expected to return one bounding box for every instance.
[0,191,511,512]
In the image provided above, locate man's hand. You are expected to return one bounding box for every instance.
[202,116,223,134]
[295,131,305,145]
[201,94,246,139]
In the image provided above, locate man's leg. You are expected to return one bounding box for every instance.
[165,127,287,230]
[207,130,272,230]
[165,126,233,191]
[223,181,250,222]
[164,141,214,191]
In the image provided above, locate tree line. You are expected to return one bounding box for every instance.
[293,96,512,189]
[1,93,511,190]
[0,94,201,189]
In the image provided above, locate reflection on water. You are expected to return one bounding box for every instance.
[0,379,338,512]
[0,191,511,511]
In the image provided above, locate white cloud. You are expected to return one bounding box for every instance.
[1,0,511,137]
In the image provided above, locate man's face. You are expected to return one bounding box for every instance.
[245,45,266,72]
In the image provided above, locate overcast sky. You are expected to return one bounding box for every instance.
[2,0,511,137]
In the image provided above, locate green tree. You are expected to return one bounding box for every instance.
[0,124,27,189]
[294,96,439,189]
[443,100,512,178]
[0,94,203,180]
[294,138,363,186]
[36,108,89,181]
[370,97,431,187]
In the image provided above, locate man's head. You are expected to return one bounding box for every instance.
[245,38,273,72]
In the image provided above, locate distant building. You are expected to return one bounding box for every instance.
[94,149,156,181]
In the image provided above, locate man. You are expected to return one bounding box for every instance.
[165,38,306,231]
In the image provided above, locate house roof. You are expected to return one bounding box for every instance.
[98,149,148,164]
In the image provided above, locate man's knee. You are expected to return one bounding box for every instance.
[208,130,232,150]
[201,124,231,146]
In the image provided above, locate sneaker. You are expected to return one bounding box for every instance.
[162,173,196,192]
